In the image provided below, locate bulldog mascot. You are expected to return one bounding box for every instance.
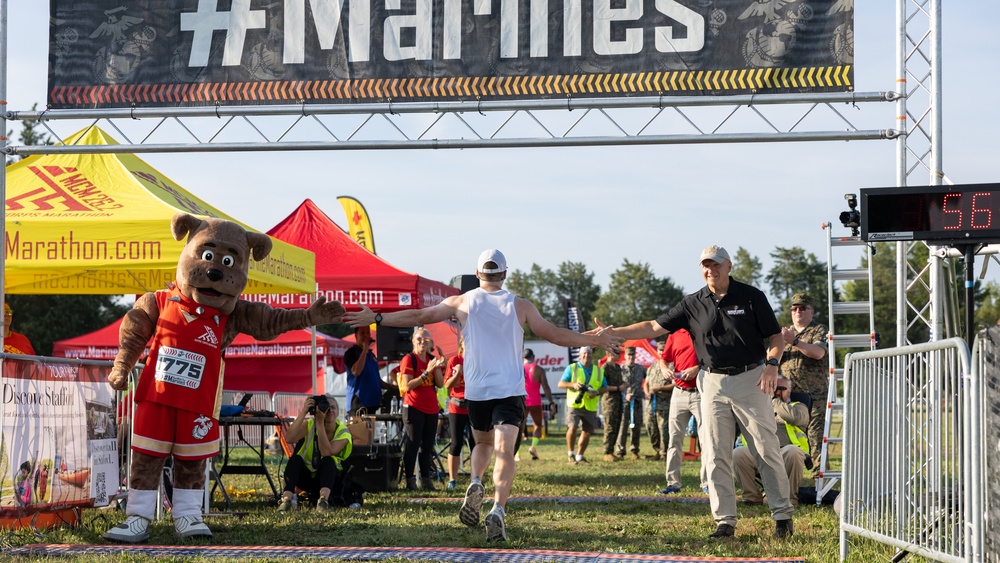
[103,214,345,542]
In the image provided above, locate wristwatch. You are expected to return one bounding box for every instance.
[765,358,780,367]
[373,313,382,324]
[792,337,800,347]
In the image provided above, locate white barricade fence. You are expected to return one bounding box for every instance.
[839,337,987,563]
[971,327,1000,563]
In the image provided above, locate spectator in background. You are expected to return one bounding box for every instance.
[398,328,447,491]
[279,396,352,512]
[444,338,475,491]
[779,293,829,470]
[643,340,671,461]
[733,377,809,507]
[599,347,626,461]
[559,346,619,464]
[617,347,647,460]
[519,348,556,461]
[3,302,35,355]
[344,325,397,414]
[658,329,708,495]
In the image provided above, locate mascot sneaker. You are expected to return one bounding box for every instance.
[174,514,213,538]
[103,515,150,543]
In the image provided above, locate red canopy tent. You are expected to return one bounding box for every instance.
[241,199,459,312]
[52,318,352,394]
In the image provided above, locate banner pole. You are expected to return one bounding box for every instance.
[312,282,318,394]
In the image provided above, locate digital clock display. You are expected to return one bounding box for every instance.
[861,183,1000,245]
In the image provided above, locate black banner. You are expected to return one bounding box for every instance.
[563,299,582,364]
[48,0,854,108]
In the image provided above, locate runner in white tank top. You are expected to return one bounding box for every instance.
[344,249,621,543]
[461,287,524,402]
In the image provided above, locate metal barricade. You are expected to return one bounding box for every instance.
[221,390,272,449]
[839,337,981,562]
[971,328,1000,563]
[271,392,311,420]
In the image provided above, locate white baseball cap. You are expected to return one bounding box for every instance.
[477,249,507,274]
[699,245,730,264]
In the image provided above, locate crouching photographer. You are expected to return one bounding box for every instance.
[732,376,810,507]
[278,395,353,512]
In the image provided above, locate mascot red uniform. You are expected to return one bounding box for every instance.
[103,214,345,543]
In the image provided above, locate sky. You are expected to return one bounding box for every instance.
[5,1,1000,308]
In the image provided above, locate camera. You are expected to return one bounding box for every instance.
[572,384,593,407]
[839,193,861,236]
[309,395,330,415]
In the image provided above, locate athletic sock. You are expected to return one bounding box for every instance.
[531,437,539,447]
[470,476,482,487]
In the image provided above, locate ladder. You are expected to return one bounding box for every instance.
[815,223,876,505]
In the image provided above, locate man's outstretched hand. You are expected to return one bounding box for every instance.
[344,304,376,328]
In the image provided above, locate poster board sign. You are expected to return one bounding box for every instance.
[1,356,117,518]
[523,340,570,396]
[48,0,855,108]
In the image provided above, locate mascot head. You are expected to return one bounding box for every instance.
[171,213,272,315]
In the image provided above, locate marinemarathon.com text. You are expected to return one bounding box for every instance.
[6,230,161,262]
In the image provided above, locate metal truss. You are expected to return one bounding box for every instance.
[895,0,944,345]
[3,92,896,156]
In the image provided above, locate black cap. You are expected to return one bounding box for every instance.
[625,347,636,354]
[523,348,534,359]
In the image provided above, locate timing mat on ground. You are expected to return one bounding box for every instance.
[409,495,710,504]
[11,544,805,562]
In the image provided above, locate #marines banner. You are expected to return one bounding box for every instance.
[48,0,854,108]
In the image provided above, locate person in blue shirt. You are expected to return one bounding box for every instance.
[344,325,397,414]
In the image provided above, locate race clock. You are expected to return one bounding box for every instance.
[861,183,1000,245]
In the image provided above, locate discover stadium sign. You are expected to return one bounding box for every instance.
[48,0,854,108]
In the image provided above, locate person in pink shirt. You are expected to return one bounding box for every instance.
[519,349,556,460]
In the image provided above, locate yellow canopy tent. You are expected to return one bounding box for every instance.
[3,127,315,295]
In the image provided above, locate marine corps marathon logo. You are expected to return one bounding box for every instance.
[194,326,220,349]
[7,165,123,213]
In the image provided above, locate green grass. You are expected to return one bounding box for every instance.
[1,432,916,562]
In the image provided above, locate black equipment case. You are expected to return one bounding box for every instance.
[346,443,402,493]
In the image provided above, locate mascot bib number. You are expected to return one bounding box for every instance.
[154,346,207,389]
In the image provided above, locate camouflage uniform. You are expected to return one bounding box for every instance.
[601,361,624,455]
[780,320,829,469]
[616,364,647,456]
[644,361,672,455]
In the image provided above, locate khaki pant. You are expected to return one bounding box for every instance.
[699,366,794,527]
[664,387,707,489]
[733,444,805,507]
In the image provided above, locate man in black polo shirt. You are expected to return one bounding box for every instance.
[595,245,794,539]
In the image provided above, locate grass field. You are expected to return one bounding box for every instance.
[0,431,912,562]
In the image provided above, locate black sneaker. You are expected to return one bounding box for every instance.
[421,478,437,491]
[708,523,735,539]
[775,519,794,538]
[406,477,419,491]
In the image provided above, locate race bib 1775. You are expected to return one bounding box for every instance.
[154,346,207,389]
